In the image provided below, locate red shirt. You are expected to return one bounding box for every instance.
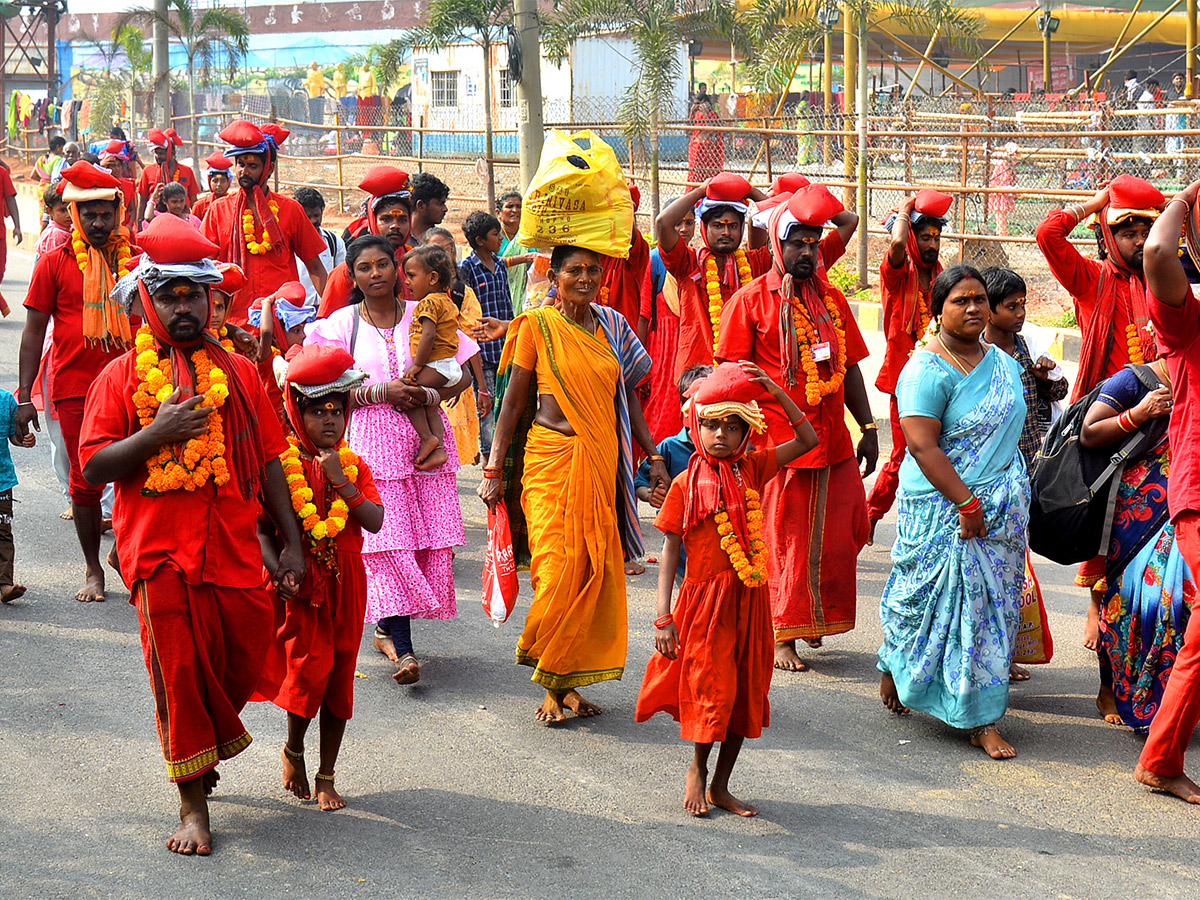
[600,231,651,330]
[78,351,288,587]
[191,192,227,220]
[24,243,131,402]
[1035,208,1141,397]
[201,191,328,325]
[0,165,15,203]
[1150,288,1200,518]
[716,269,869,469]
[663,240,772,379]
[137,161,200,202]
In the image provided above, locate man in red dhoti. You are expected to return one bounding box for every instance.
[317,165,414,318]
[717,184,878,673]
[1035,174,1163,720]
[136,127,200,226]
[16,161,136,602]
[201,119,327,325]
[78,215,304,855]
[866,189,952,538]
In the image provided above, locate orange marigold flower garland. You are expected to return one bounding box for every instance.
[72,229,132,274]
[280,437,360,570]
[915,287,931,343]
[243,201,280,256]
[791,293,849,407]
[704,250,753,353]
[1126,323,1146,365]
[133,326,230,494]
[714,487,768,587]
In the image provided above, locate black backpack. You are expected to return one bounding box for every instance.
[1028,363,1169,565]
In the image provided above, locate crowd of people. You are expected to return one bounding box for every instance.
[3,117,1200,859]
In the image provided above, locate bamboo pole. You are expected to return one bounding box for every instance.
[904,24,940,103]
[939,6,1040,97]
[334,110,345,212]
[874,27,984,97]
[1083,0,1186,92]
[1105,0,1146,66]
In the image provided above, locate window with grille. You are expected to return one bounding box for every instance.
[431,70,459,108]
[499,68,514,108]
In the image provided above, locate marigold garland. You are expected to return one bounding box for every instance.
[704,250,753,354]
[72,229,132,275]
[243,200,280,256]
[280,437,361,571]
[132,326,230,494]
[791,292,849,407]
[1127,323,1146,365]
[714,486,768,587]
[914,287,931,343]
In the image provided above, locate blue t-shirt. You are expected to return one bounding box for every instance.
[461,252,514,367]
[638,427,695,579]
[0,391,18,492]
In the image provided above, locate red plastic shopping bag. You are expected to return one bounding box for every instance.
[1013,550,1055,665]
[482,501,518,626]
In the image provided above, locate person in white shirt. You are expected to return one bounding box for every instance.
[294,187,346,306]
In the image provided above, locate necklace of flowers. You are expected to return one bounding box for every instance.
[243,200,280,256]
[713,471,768,587]
[705,250,753,354]
[213,325,235,353]
[1126,322,1147,365]
[791,291,848,407]
[72,229,132,275]
[132,325,231,494]
[280,437,361,570]
[915,286,931,342]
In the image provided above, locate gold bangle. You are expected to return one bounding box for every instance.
[860,422,879,432]
[648,454,665,462]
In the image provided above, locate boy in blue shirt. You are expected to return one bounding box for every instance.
[0,388,36,603]
[636,365,712,582]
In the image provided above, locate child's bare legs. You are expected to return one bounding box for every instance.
[315,707,349,811]
[407,366,450,471]
[707,733,757,816]
[282,712,312,801]
[686,742,714,816]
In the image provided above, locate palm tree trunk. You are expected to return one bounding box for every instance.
[856,19,869,291]
[189,58,199,167]
[650,110,661,221]
[481,40,496,210]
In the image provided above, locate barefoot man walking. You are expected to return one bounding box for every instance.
[79,215,305,853]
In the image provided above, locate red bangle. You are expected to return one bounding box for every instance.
[345,489,367,509]
[958,498,982,517]
[483,466,502,480]
[1116,410,1136,433]
[654,613,674,629]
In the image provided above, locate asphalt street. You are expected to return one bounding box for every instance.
[1,243,1198,900]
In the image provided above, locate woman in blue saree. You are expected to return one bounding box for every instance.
[1081,358,1194,731]
[878,265,1030,760]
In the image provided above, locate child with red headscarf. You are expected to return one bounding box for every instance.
[257,343,383,811]
[635,361,817,819]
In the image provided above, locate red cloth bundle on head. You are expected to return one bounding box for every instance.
[682,363,768,545]
[136,214,266,500]
[358,166,412,236]
[147,127,183,151]
[1104,174,1163,226]
[914,188,953,220]
[771,173,810,195]
[215,262,245,296]
[203,152,233,177]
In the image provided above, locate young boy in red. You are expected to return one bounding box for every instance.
[257,344,383,811]
[636,362,817,817]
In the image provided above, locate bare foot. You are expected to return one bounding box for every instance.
[0,584,26,604]
[624,560,646,575]
[535,690,567,723]
[59,508,73,520]
[1009,663,1031,682]
[101,518,113,534]
[414,438,447,471]
[684,761,708,816]
[1083,598,1101,651]
[774,641,808,672]
[392,653,420,685]
[1096,686,1123,725]
[561,689,602,717]
[167,792,212,856]
[373,628,401,664]
[201,768,220,797]
[879,672,910,715]
[805,637,823,649]
[75,570,105,603]
[106,546,122,579]
[707,785,759,817]
[315,776,346,811]
[1135,763,1200,803]
[867,517,879,547]
[970,724,1017,759]
[282,746,310,800]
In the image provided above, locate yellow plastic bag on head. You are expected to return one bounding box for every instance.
[517,130,634,259]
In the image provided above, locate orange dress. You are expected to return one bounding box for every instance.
[635,448,779,743]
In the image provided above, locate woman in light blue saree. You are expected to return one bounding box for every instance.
[877,265,1031,760]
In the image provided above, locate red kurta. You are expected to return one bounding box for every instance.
[201,191,327,325]
[79,350,288,781]
[600,231,651,331]
[640,263,683,443]
[258,457,381,721]
[716,270,869,642]
[636,449,779,742]
[137,161,200,203]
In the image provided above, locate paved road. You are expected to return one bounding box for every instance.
[1,243,1198,900]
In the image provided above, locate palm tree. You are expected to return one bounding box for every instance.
[115,0,250,162]
[374,0,514,209]
[545,1,734,219]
